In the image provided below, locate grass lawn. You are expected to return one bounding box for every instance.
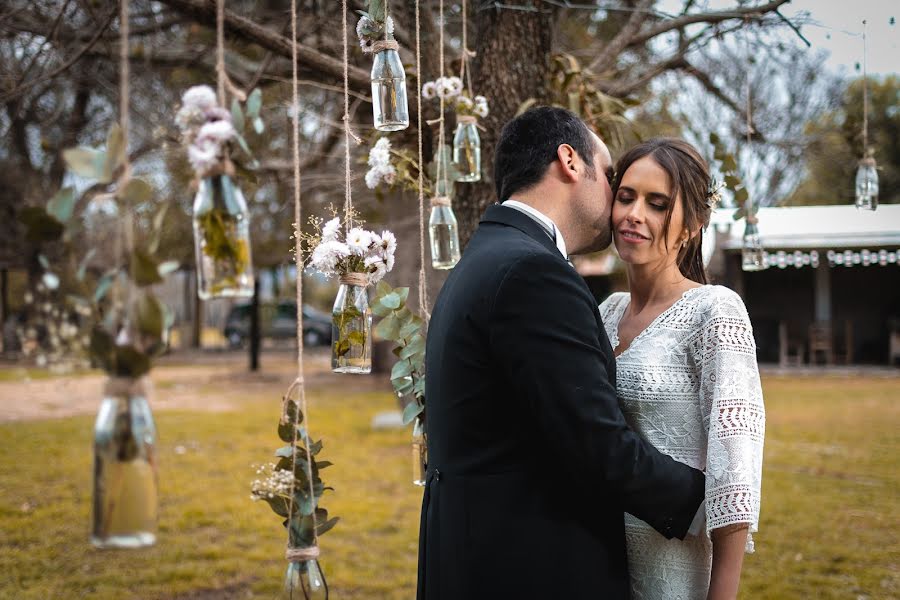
[0,373,897,599]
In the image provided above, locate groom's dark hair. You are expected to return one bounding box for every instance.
[494,106,597,203]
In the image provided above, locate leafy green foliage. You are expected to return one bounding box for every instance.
[709,132,753,220]
[372,281,426,425]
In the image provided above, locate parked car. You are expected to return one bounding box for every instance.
[223,302,332,348]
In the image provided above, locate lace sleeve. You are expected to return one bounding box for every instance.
[698,288,765,552]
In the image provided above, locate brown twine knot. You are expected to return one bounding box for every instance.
[285,546,320,562]
[746,214,759,225]
[104,376,150,399]
[430,196,451,208]
[340,272,369,287]
[371,39,400,54]
[197,155,236,182]
[456,115,477,125]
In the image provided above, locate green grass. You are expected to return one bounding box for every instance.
[0,375,897,599]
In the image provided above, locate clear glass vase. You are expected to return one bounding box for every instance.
[371,48,409,132]
[855,157,878,211]
[331,282,372,374]
[412,416,427,487]
[453,120,481,182]
[429,202,461,270]
[193,174,254,299]
[91,378,158,549]
[284,559,328,600]
[741,221,767,272]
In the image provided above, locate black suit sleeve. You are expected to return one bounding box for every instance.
[489,252,704,539]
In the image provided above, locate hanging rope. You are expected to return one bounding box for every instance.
[415,0,428,319]
[457,0,475,97]
[341,0,362,233]
[742,19,756,225]
[117,0,133,311]
[433,0,447,195]
[862,19,868,153]
[282,0,319,562]
[215,0,246,105]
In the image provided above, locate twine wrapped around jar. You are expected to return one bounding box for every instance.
[430,196,451,208]
[339,272,369,287]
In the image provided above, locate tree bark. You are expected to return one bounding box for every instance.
[453,3,557,249]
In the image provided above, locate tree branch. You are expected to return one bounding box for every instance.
[679,59,766,142]
[154,0,371,92]
[588,0,655,72]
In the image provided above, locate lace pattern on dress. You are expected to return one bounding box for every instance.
[599,285,765,599]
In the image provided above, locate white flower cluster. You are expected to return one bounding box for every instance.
[365,137,396,189]
[421,78,488,118]
[174,85,237,176]
[250,462,295,501]
[309,218,396,285]
[356,15,395,52]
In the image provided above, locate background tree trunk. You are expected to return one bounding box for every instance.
[453,3,557,249]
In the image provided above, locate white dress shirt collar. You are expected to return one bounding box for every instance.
[503,200,568,259]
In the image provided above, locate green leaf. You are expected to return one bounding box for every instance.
[723,174,742,190]
[347,330,366,346]
[252,117,264,135]
[307,439,323,457]
[46,187,77,223]
[246,88,262,117]
[105,123,124,180]
[275,445,294,458]
[120,178,153,206]
[732,207,747,222]
[402,399,424,425]
[709,132,721,146]
[398,315,423,340]
[157,261,180,277]
[135,292,164,339]
[114,344,151,378]
[391,359,413,380]
[368,0,385,22]
[63,147,109,183]
[413,377,426,398]
[131,250,162,287]
[721,154,738,173]
[380,292,401,310]
[77,250,97,282]
[733,187,749,205]
[374,280,392,300]
[399,333,425,360]
[279,400,303,442]
[231,99,245,135]
[334,339,351,357]
[374,313,400,340]
[89,326,115,371]
[19,207,64,242]
[94,271,115,303]
[37,254,50,269]
[371,299,395,318]
[316,516,339,537]
[315,461,333,470]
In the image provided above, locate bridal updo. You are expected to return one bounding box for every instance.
[612,138,714,285]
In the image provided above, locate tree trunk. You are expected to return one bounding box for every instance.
[453,3,557,248]
[249,276,261,371]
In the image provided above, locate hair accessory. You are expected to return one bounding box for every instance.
[707,177,726,209]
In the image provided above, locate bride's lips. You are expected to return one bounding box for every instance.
[618,229,650,243]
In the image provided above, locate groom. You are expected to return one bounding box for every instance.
[417,107,705,599]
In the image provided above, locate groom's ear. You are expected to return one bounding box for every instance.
[556,144,580,182]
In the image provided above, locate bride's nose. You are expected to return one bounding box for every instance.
[625,200,645,223]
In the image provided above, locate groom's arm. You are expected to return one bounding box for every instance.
[490,253,704,539]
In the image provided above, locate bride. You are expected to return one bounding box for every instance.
[599,138,765,599]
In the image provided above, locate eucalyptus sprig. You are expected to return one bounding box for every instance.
[708,132,754,220]
[372,281,426,424]
[252,398,338,550]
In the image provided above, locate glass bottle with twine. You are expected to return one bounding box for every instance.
[411,415,427,486]
[855,154,878,211]
[284,546,328,599]
[192,158,254,299]
[741,214,767,272]
[452,115,481,182]
[429,196,461,270]
[370,39,409,132]
[91,377,158,548]
[331,272,373,373]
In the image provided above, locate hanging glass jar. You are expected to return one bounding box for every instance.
[284,558,328,600]
[429,196,461,270]
[855,156,878,211]
[193,172,254,299]
[331,273,372,374]
[452,116,481,182]
[412,415,427,486]
[741,217,767,272]
[91,377,158,548]
[370,40,409,132]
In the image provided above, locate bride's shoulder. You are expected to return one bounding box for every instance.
[692,284,751,321]
[599,291,629,316]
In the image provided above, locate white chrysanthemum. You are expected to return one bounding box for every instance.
[356,15,375,39]
[447,76,464,96]
[347,227,374,255]
[474,95,487,105]
[175,105,203,131]
[187,137,220,174]
[436,77,456,99]
[365,163,396,189]
[365,168,382,190]
[422,81,437,100]
[368,137,391,167]
[182,85,218,111]
[457,95,474,111]
[196,119,236,145]
[321,217,341,242]
[311,239,350,274]
[378,230,397,257]
[365,255,388,283]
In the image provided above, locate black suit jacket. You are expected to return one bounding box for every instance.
[417,204,705,600]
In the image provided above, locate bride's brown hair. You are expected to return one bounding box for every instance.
[612,138,713,285]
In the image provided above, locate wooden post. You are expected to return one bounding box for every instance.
[249,276,260,371]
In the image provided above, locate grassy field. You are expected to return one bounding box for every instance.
[0,371,897,599]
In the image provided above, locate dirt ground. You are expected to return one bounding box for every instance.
[0,348,392,423]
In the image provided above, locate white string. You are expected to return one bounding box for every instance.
[862,19,868,153]
[415,1,428,319]
[435,0,447,191]
[342,0,354,233]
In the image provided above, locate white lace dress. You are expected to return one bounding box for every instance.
[599,285,765,600]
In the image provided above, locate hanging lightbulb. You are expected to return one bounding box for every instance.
[855,156,879,211]
[742,215,767,272]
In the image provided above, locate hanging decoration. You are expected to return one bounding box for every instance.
[739,27,767,273]
[175,0,265,299]
[827,249,899,267]
[250,2,336,598]
[452,0,486,182]
[427,0,461,270]
[855,20,879,211]
[358,0,409,131]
